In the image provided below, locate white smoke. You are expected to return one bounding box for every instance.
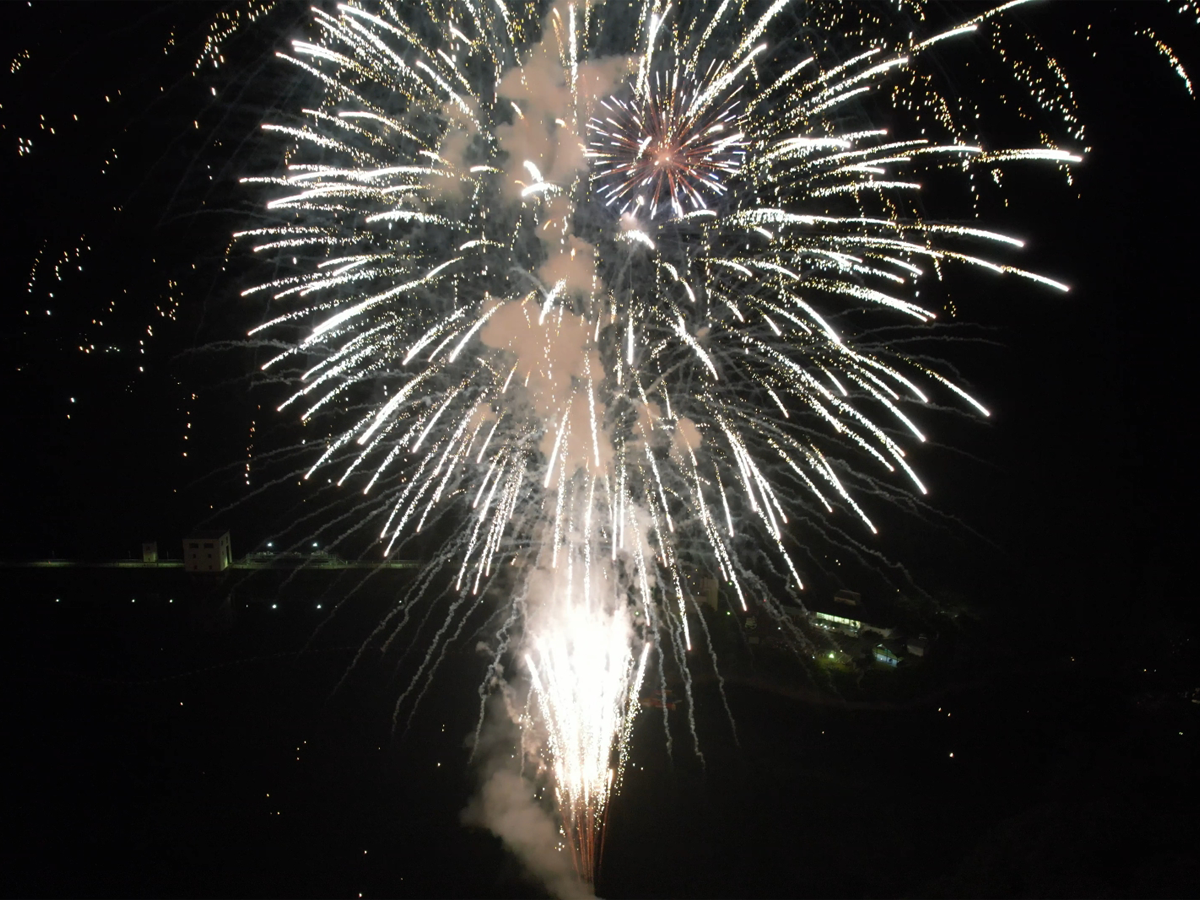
[478,4,632,481]
[464,693,595,900]
[464,8,648,893]
[464,768,594,900]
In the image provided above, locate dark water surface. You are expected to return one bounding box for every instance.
[3,568,1196,898]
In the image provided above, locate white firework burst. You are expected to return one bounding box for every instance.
[238,0,1083,881]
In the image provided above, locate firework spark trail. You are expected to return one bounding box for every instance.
[241,0,1084,886]
[525,561,645,878]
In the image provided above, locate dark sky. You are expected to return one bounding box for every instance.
[1,4,1198,896]
[2,1,1196,611]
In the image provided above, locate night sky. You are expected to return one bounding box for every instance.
[2,3,1198,898]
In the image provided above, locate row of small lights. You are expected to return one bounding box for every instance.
[46,537,321,607]
[52,592,324,610]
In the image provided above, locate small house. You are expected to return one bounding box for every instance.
[907,635,930,658]
[873,643,901,667]
[184,531,232,573]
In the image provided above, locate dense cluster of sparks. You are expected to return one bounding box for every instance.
[526,603,650,876]
[240,0,1085,883]
[587,69,747,217]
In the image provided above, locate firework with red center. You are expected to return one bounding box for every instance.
[588,69,746,218]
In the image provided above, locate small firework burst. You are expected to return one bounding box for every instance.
[588,68,747,217]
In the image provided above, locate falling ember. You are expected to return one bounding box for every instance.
[238,0,1086,884]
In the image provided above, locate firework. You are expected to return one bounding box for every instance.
[240,0,1083,883]
[587,69,747,217]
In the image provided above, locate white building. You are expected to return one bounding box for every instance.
[808,589,898,639]
[811,608,864,636]
[184,531,232,573]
